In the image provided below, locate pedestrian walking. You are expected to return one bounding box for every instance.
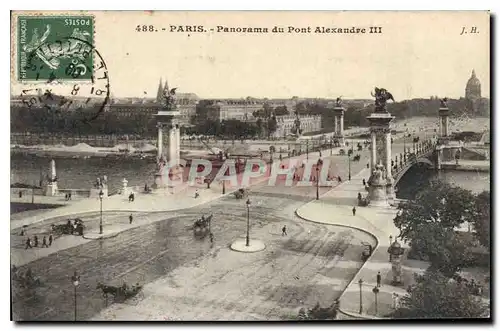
[210,232,214,244]
[194,189,199,199]
[65,193,68,201]
[34,235,39,247]
[49,234,53,246]
[366,163,369,169]
[42,236,48,248]
[352,206,356,216]
[282,225,287,236]
[338,176,342,183]
[19,191,22,198]
[358,192,362,201]
[25,237,33,249]
[129,214,133,224]
[362,179,366,186]
[68,192,72,200]
[376,271,381,287]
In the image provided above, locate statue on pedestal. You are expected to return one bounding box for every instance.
[335,96,343,107]
[440,97,448,108]
[371,87,395,113]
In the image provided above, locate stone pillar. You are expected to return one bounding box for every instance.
[157,123,163,159]
[370,130,377,171]
[333,106,345,146]
[45,159,58,196]
[366,111,395,207]
[439,106,450,143]
[176,124,181,163]
[385,129,395,201]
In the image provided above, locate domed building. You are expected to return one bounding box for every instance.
[465,69,481,101]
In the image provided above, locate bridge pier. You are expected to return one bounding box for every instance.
[366,89,395,207]
[333,105,345,146]
[153,84,183,191]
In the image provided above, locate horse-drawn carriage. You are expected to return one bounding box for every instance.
[192,214,212,238]
[51,218,84,236]
[234,188,248,200]
[96,281,144,305]
[11,266,41,289]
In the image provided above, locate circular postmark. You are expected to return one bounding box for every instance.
[19,37,110,125]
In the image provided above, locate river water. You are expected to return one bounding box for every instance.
[11,153,490,197]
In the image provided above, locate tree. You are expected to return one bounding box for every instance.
[266,116,277,139]
[473,191,490,249]
[274,105,289,116]
[394,181,479,276]
[390,270,489,319]
[394,181,477,242]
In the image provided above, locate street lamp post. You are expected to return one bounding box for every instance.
[348,152,352,181]
[330,137,333,156]
[222,180,226,195]
[246,198,251,246]
[315,160,321,200]
[358,278,364,314]
[71,271,80,321]
[389,235,393,246]
[372,286,380,316]
[99,190,104,234]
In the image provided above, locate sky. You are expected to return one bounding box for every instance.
[11,11,490,100]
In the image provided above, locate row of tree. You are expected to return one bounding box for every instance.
[184,117,278,139]
[390,181,490,318]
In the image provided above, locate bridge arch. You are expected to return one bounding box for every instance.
[393,156,435,185]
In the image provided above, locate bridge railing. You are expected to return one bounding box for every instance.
[392,139,436,180]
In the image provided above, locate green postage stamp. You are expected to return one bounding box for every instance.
[17,15,94,81]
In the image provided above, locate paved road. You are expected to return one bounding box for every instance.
[11,153,376,321]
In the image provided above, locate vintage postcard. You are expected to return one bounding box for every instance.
[10,11,491,321]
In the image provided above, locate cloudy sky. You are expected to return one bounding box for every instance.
[11,11,490,100]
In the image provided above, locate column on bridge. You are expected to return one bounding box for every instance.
[385,128,395,200]
[370,129,377,171]
[333,105,345,146]
[157,123,163,159]
[439,106,450,138]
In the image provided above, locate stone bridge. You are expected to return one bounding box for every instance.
[391,140,436,185]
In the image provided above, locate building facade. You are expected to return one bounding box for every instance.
[273,115,322,138]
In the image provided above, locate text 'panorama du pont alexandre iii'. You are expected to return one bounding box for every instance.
[136,25,383,34]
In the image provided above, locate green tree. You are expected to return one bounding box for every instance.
[274,105,289,116]
[390,270,489,319]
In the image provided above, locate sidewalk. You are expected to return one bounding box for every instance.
[295,165,417,319]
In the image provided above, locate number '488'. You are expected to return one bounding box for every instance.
[136,25,155,32]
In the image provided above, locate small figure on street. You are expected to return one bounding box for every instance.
[65,193,69,201]
[366,163,370,169]
[19,191,22,198]
[49,234,53,246]
[282,225,287,236]
[377,271,381,287]
[338,176,342,183]
[210,232,214,245]
[42,236,48,248]
[362,179,366,186]
[129,214,133,224]
[279,154,282,161]
[68,192,72,200]
[34,235,39,247]
[20,228,25,236]
[144,183,148,192]
[358,192,362,201]
[194,189,199,199]
[352,206,356,216]
[25,237,33,249]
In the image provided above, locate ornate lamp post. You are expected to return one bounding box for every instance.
[315,159,322,200]
[347,149,352,181]
[372,286,380,315]
[358,278,364,314]
[245,198,251,246]
[99,190,104,234]
[389,235,393,246]
[71,270,80,321]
